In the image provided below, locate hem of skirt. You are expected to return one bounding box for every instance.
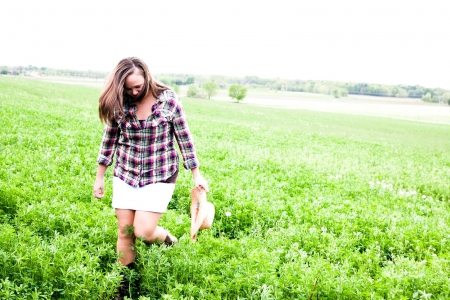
[112,206,167,213]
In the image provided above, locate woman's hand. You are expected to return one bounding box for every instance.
[93,177,105,199]
[191,168,209,192]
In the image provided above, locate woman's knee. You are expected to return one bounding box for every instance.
[118,224,135,241]
[133,211,162,242]
[116,209,136,241]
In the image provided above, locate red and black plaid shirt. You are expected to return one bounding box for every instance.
[97,90,199,187]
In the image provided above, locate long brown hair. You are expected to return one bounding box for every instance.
[98,57,168,124]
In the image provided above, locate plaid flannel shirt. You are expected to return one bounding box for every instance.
[97,90,199,187]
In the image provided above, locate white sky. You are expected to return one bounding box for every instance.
[1,0,449,89]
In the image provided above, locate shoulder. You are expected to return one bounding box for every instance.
[158,89,182,110]
[160,89,181,102]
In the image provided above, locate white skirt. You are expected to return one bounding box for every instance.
[112,176,176,213]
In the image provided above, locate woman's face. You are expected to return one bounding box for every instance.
[124,70,145,99]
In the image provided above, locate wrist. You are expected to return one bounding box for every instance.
[191,167,200,177]
[96,164,107,179]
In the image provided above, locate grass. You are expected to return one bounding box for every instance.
[0,76,449,299]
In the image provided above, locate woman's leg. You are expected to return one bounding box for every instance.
[133,211,170,243]
[115,209,136,266]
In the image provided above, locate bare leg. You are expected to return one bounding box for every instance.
[115,209,136,266]
[133,211,168,243]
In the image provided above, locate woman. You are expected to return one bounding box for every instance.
[93,57,208,273]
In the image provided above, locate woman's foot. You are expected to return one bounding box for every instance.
[143,228,178,246]
[163,229,178,246]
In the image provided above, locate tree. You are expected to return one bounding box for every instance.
[395,87,408,98]
[442,92,450,104]
[159,77,174,86]
[333,89,340,98]
[421,92,432,102]
[186,77,195,85]
[0,66,8,75]
[202,82,219,99]
[228,84,247,102]
[187,84,199,97]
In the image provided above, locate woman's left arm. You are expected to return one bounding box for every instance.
[172,95,208,191]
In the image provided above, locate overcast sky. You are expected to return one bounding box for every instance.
[1,0,449,89]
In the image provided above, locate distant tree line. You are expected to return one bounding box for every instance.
[157,74,195,86]
[0,65,108,80]
[2,65,449,104]
[158,73,450,104]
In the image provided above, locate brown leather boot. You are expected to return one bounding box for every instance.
[116,262,135,300]
[163,228,178,246]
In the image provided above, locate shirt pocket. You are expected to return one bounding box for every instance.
[118,118,140,140]
[149,108,172,127]
[150,110,172,143]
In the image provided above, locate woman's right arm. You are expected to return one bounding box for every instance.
[93,164,107,198]
[93,122,120,199]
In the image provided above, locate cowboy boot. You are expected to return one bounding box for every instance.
[116,262,135,300]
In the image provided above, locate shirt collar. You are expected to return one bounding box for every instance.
[125,91,167,115]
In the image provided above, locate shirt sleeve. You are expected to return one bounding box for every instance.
[172,97,199,170]
[97,122,120,166]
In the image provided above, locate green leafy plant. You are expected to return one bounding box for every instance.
[1,77,449,299]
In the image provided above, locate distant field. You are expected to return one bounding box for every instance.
[1,76,449,299]
[26,75,450,124]
[213,90,450,124]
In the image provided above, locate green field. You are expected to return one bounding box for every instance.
[1,76,449,299]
